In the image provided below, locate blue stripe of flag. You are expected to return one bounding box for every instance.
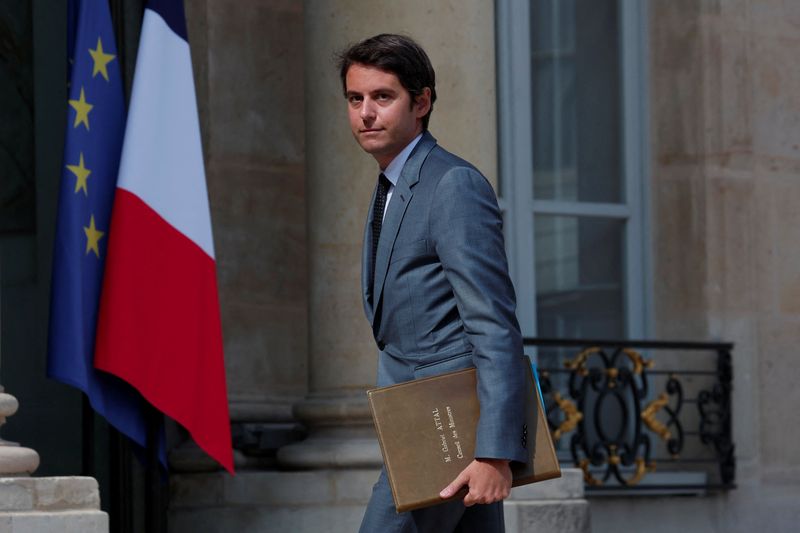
[146,0,188,41]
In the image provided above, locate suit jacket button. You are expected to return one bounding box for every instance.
[377,341,385,350]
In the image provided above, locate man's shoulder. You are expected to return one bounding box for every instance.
[423,142,481,176]
[407,132,494,199]
[419,143,498,202]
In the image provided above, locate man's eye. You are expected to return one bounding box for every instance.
[348,96,362,105]
[376,94,391,101]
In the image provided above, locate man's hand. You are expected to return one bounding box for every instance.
[439,458,512,506]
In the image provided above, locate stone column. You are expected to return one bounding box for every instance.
[278,0,501,468]
[171,0,310,471]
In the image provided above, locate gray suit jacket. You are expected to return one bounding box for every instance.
[362,131,528,463]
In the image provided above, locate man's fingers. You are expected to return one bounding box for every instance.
[441,459,512,505]
[463,491,477,507]
[462,489,503,507]
[439,470,469,499]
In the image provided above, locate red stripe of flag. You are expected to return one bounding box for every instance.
[95,189,233,473]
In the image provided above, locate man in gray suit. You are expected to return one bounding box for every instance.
[338,34,529,533]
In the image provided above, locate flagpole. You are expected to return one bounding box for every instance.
[145,404,166,533]
[81,394,94,476]
[109,425,132,533]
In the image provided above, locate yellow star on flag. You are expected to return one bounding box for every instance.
[69,87,93,131]
[89,37,115,82]
[84,215,105,257]
[66,152,91,195]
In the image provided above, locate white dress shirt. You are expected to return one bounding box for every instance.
[380,133,423,221]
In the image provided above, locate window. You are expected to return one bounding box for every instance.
[497,0,651,341]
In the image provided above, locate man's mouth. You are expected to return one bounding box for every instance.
[360,128,382,134]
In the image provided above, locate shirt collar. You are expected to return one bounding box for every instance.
[381,133,423,187]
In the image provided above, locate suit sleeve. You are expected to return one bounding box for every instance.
[430,166,529,463]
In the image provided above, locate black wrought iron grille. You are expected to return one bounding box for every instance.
[524,338,735,494]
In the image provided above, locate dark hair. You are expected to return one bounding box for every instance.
[337,34,437,130]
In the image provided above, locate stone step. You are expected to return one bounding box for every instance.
[169,467,590,533]
[0,510,108,533]
[0,477,108,533]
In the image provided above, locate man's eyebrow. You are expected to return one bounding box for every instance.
[346,87,398,97]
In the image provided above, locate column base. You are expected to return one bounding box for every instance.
[0,389,40,476]
[0,477,108,533]
[0,446,39,476]
[505,468,591,533]
[277,435,381,469]
[277,392,382,469]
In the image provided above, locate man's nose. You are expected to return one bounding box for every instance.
[360,99,376,121]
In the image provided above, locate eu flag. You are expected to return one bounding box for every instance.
[48,0,155,457]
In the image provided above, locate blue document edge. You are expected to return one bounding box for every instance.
[530,360,547,417]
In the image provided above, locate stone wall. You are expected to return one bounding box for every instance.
[592,1,800,531]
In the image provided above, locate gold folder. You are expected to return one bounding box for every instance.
[367,361,561,512]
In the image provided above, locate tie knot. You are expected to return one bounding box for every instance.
[378,173,391,190]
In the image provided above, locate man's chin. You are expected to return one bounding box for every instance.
[358,140,387,156]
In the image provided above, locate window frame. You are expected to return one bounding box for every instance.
[496,0,652,340]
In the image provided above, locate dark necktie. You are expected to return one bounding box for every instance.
[370,173,391,290]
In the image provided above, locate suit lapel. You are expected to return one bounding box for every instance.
[371,179,412,323]
[362,185,377,323]
[371,132,437,324]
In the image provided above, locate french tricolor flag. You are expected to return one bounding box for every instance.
[95,0,234,473]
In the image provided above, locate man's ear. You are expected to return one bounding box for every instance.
[414,87,432,118]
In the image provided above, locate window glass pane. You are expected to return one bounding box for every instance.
[531,0,622,203]
[535,214,624,339]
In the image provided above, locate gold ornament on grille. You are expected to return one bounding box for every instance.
[564,347,659,486]
[564,347,654,380]
[641,392,672,441]
[578,448,656,487]
[552,391,583,441]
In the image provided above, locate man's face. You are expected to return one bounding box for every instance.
[345,63,430,169]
